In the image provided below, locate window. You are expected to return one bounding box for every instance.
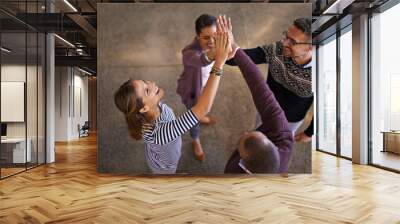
[339,27,352,158]
[370,2,400,171]
[317,35,337,154]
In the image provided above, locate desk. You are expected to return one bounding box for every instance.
[382,131,400,154]
[1,138,31,163]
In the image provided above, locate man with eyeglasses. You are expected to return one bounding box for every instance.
[226,18,314,142]
[177,14,218,162]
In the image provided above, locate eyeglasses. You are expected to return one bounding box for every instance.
[281,31,311,47]
[238,159,252,174]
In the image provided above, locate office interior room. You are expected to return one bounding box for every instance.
[315,0,400,172]
[1,12,46,178]
[0,0,96,179]
[0,0,400,223]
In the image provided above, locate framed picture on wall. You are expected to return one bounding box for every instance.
[1,81,25,122]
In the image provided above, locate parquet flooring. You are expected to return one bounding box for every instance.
[1,167,26,178]
[1,134,399,224]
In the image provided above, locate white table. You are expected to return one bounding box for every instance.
[1,138,31,163]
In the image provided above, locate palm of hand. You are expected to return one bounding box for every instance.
[217,15,237,60]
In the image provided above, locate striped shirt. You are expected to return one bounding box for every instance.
[142,102,198,173]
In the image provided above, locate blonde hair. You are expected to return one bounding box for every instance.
[114,79,146,140]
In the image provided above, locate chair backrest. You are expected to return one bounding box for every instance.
[82,121,90,129]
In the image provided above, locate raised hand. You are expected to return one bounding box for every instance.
[217,15,239,60]
[219,15,233,42]
[214,31,231,69]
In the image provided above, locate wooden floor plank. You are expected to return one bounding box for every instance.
[0,134,399,223]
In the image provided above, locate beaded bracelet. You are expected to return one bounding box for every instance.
[211,66,223,76]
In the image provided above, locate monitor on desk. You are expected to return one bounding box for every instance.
[1,123,7,138]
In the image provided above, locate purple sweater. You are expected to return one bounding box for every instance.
[226,49,294,173]
[176,38,213,107]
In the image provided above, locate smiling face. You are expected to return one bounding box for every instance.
[131,80,164,114]
[197,25,217,51]
[282,25,312,64]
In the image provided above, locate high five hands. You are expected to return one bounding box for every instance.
[217,15,239,60]
[213,21,232,69]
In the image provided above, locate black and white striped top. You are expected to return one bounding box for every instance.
[142,102,198,172]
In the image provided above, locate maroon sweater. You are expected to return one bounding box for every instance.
[225,49,294,173]
[177,38,213,107]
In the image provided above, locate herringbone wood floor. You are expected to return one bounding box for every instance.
[1,134,400,224]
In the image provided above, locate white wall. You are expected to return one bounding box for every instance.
[55,67,70,141]
[55,67,89,141]
[70,72,89,139]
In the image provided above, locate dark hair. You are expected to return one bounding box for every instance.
[293,18,311,37]
[195,14,217,36]
[114,79,146,140]
[243,135,280,173]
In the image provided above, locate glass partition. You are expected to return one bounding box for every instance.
[339,27,352,158]
[1,22,28,178]
[317,35,337,155]
[0,1,46,179]
[370,3,400,171]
